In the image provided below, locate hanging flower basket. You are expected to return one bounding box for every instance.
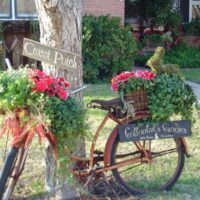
[111,70,155,113]
[124,88,149,112]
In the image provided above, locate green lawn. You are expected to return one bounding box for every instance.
[181,69,200,84]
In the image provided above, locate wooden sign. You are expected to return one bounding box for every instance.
[119,120,192,142]
[22,38,81,72]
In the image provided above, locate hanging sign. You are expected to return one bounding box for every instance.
[119,120,192,142]
[22,38,81,72]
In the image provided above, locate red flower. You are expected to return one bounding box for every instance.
[64,81,71,88]
[46,76,55,85]
[57,89,68,100]
[29,68,71,100]
[59,76,65,82]
[48,89,56,97]
[35,80,48,92]
[55,84,62,92]
[32,69,46,78]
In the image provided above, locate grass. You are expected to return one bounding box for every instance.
[1,84,200,199]
[181,69,200,84]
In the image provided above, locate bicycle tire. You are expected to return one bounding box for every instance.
[111,134,185,195]
[0,147,19,200]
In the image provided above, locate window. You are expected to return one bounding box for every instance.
[15,0,36,18]
[189,0,200,21]
[0,0,11,18]
[0,0,37,20]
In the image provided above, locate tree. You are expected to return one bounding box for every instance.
[34,0,84,199]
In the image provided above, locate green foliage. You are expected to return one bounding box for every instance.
[44,96,87,153]
[164,43,200,68]
[142,34,163,47]
[118,46,197,121]
[125,0,182,27]
[147,74,196,121]
[29,16,40,41]
[44,96,87,175]
[82,15,138,83]
[0,22,5,40]
[184,18,200,36]
[0,68,36,110]
[0,22,5,70]
[119,73,197,121]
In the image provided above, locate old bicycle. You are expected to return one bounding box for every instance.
[0,88,190,199]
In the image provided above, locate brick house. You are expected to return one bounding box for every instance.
[84,0,125,23]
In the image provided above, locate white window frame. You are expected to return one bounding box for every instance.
[0,0,37,20]
[189,0,200,21]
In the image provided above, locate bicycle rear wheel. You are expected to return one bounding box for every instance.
[111,135,185,195]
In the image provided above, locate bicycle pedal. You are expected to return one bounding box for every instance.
[94,150,103,155]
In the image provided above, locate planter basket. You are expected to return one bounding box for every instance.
[124,89,149,111]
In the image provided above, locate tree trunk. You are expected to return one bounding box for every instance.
[34,0,84,199]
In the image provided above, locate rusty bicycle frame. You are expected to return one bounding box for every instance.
[70,110,189,178]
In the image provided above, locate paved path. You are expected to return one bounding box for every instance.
[186,81,200,101]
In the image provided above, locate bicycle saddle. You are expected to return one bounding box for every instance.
[87,97,123,110]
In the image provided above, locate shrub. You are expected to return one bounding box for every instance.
[184,18,200,36]
[82,15,138,83]
[164,43,200,68]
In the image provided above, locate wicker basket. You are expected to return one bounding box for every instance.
[124,89,148,111]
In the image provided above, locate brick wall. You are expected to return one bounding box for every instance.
[84,0,125,24]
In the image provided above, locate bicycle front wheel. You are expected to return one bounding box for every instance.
[0,146,25,200]
[111,135,185,195]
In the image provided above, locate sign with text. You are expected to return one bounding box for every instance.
[119,120,192,142]
[22,38,81,72]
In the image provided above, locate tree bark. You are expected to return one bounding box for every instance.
[34,0,84,199]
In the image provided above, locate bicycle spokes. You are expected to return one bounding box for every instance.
[111,138,184,194]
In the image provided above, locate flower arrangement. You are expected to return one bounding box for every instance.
[0,68,87,162]
[111,70,156,91]
[30,69,70,100]
[111,48,197,121]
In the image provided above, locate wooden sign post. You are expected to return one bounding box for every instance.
[22,38,81,73]
[119,120,192,142]
[22,38,87,93]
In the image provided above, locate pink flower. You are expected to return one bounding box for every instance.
[57,90,68,100]
[110,70,156,91]
[111,82,119,91]
[135,70,144,78]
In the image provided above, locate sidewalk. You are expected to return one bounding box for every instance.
[186,81,200,101]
